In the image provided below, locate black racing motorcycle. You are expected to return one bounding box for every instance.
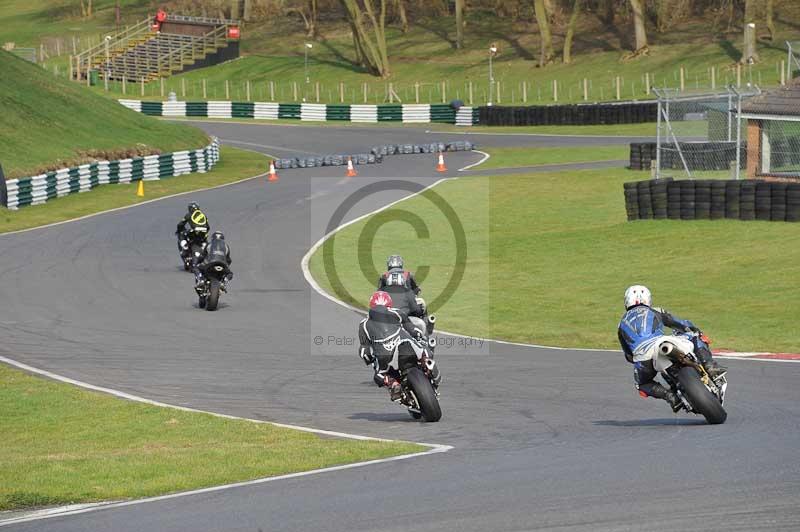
[655,331,728,424]
[385,335,442,422]
[195,261,230,311]
[177,229,208,271]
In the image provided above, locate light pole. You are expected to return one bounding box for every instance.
[304,42,313,84]
[488,43,498,106]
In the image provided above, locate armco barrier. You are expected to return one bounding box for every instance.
[624,178,800,222]
[479,101,657,126]
[629,142,747,171]
[4,138,220,210]
[119,100,477,125]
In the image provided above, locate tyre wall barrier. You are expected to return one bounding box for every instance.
[270,140,476,170]
[629,142,747,171]
[4,138,220,210]
[119,100,479,126]
[0,164,7,208]
[624,178,800,222]
[478,101,657,127]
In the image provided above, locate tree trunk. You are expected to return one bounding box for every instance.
[742,0,758,63]
[340,0,391,78]
[395,0,408,33]
[534,0,554,66]
[629,0,648,52]
[563,0,580,64]
[766,0,775,42]
[310,0,319,38]
[242,0,252,22]
[455,0,464,49]
[230,0,239,19]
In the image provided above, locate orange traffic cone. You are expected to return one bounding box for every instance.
[268,160,279,182]
[436,152,447,173]
[346,157,358,177]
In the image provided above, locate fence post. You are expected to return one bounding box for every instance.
[552,80,557,102]
[339,81,344,103]
[141,77,145,97]
[182,78,186,98]
[583,78,588,101]
[388,83,394,103]
[711,67,716,89]
[522,81,527,103]
[315,81,320,102]
[105,70,109,91]
[68,56,73,81]
[122,75,126,95]
[736,63,741,87]
[202,79,207,99]
[415,82,420,103]
[780,60,786,85]
[160,77,165,98]
[615,76,620,100]
[363,82,368,103]
[679,66,685,91]
[468,81,473,105]
[441,80,446,103]
[246,80,251,101]
[293,82,298,101]
[645,73,650,94]
[225,79,230,100]
[270,81,275,101]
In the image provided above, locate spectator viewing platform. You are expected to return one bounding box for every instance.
[72,13,240,84]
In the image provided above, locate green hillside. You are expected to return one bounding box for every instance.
[0,50,207,179]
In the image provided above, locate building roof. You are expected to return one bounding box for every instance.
[741,77,800,116]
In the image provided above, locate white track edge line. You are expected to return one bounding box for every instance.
[298,174,800,363]
[0,355,452,527]
[458,150,490,171]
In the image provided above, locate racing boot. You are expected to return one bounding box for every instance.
[384,375,403,402]
[696,346,727,378]
[639,382,682,413]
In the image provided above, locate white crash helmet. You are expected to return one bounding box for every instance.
[624,285,652,310]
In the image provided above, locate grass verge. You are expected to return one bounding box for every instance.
[0,146,265,234]
[476,145,628,170]
[309,167,799,353]
[0,50,208,179]
[0,363,422,512]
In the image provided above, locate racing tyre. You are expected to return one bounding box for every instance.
[408,409,423,420]
[677,366,727,425]
[406,367,441,422]
[206,280,220,311]
[198,295,207,309]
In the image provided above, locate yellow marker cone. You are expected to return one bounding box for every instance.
[136,180,144,197]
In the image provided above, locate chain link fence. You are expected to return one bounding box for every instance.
[653,87,761,180]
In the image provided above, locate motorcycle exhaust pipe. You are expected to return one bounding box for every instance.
[427,337,437,349]
[659,342,675,356]
[426,314,436,335]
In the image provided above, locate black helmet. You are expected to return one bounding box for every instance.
[387,255,403,270]
[211,231,225,240]
[188,202,200,213]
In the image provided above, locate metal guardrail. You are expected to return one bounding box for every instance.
[165,14,239,26]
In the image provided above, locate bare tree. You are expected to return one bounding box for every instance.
[394,0,409,33]
[455,0,464,49]
[242,0,252,21]
[563,0,580,63]
[340,0,391,78]
[534,0,554,66]
[765,0,775,41]
[742,0,758,63]
[628,0,648,53]
[80,0,93,18]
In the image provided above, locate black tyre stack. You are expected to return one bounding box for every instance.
[724,180,740,219]
[680,180,696,220]
[710,180,727,220]
[787,183,800,222]
[651,179,669,219]
[770,183,788,222]
[694,180,712,220]
[624,182,639,221]
[739,181,756,221]
[755,181,772,221]
[637,180,653,219]
[624,178,800,223]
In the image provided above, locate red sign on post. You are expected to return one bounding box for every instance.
[227,26,240,39]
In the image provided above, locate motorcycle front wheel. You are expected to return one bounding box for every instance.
[406,367,441,422]
[678,366,727,425]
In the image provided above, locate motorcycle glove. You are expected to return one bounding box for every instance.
[359,347,374,365]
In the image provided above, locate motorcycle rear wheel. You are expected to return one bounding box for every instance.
[206,280,220,311]
[198,295,206,309]
[677,366,727,425]
[406,367,441,422]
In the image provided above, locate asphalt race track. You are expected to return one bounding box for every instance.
[1,122,798,531]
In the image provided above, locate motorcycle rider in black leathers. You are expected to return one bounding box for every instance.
[377,255,420,295]
[382,271,429,340]
[618,285,726,411]
[358,291,440,402]
[176,202,210,266]
[194,231,233,292]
